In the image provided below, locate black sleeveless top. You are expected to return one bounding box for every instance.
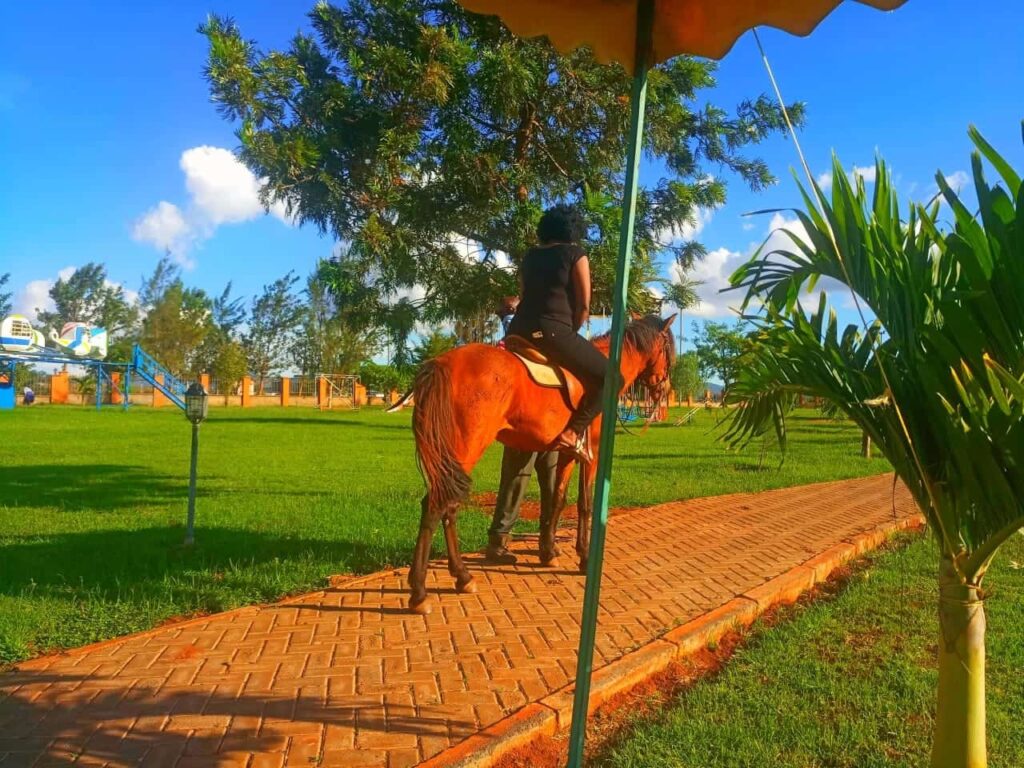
[511,243,584,333]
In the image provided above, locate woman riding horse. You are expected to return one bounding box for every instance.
[508,205,608,460]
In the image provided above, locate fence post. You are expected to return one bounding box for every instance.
[51,372,69,405]
[241,376,253,407]
[153,374,168,408]
[280,377,291,407]
[317,377,329,408]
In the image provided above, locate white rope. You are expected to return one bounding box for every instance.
[751,28,958,573]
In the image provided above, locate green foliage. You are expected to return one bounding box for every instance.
[200,2,801,333]
[726,126,1024,582]
[0,273,11,316]
[211,340,248,395]
[412,329,457,366]
[293,268,379,376]
[0,406,882,662]
[243,272,303,390]
[692,320,748,395]
[358,360,413,394]
[192,282,248,376]
[34,263,138,343]
[138,258,212,375]
[671,351,703,400]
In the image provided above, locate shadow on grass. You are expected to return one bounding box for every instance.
[208,416,412,431]
[0,464,197,511]
[0,526,422,598]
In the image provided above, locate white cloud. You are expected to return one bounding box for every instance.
[850,165,877,184]
[12,268,139,325]
[658,207,714,245]
[943,170,970,193]
[817,171,833,191]
[133,146,292,266]
[669,246,747,318]
[180,146,290,226]
[132,202,193,264]
[13,266,76,322]
[14,280,56,321]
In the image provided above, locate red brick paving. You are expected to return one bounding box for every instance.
[0,475,915,767]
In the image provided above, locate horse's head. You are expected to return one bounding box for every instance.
[628,314,677,402]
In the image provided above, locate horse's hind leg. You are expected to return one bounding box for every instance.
[442,510,477,594]
[409,495,443,615]
[540,455,576,567]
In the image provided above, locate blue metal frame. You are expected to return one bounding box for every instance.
[0,350,132,411]
[131,344,187,411]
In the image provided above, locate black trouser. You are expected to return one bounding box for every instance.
[527,321,610,434]
[488,448,559,536]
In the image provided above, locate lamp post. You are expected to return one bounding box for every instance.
[184,382,209,546]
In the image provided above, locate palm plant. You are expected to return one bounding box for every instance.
[723,125,1024,768]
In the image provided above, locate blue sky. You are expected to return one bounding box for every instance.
[2,0,1022,348]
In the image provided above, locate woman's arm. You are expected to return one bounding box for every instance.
[570,255,591,331]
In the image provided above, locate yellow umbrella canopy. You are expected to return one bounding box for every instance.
[459,0,906,72]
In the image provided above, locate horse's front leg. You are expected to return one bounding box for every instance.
[540,454,576,567]
[442,509,477,594]
[576,460,596,574]
[575,431,600,574]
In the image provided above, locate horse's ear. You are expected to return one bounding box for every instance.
[629,311,642,321]
[662,313,678,333]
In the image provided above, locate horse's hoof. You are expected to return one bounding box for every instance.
[540,557,561,568]
[409,597,433,615]
[456,578,477,594]
[577,561,588,575]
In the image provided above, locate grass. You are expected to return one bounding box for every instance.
[595,533,1024,768]
[0,404,885,663]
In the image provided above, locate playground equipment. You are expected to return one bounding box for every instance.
[0,313,190,413]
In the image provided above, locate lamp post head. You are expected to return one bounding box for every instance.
[185,381,208,425]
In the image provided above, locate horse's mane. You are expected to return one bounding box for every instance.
[594,315,675,366]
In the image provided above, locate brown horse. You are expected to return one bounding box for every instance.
[406,314,676,614]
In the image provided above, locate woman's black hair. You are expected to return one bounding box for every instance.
[537,204,586,244]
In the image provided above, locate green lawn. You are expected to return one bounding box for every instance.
[0,405,885,663]
[596,533,1024,768]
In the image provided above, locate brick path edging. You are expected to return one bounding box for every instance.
[419,512,927,768]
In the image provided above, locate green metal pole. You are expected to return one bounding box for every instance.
[566,2,654,765]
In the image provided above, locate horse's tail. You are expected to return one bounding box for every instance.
[385,389,414,413]
[412,360,471,510]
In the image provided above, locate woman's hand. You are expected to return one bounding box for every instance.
[571,254,591,331]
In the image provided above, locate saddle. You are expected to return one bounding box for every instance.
[504,335,584,409]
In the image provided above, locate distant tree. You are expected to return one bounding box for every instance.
[358,361,413,395]
[671,351,703,401]
[692,320,748,396]
[202,3,801,339]
[453,313,499,346]
[243,272,303,392]
[0,273,11,316]
[35,263,138,344]
[193,282,247,375]
[293,268,378,377]
[211,339,248,401]
[138,259,212,374]
[412,329,457,366]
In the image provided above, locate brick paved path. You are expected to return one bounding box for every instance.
[1,475,915,767]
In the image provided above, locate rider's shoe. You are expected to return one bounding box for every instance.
[485,533,518,565]
[553,427,593,464]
